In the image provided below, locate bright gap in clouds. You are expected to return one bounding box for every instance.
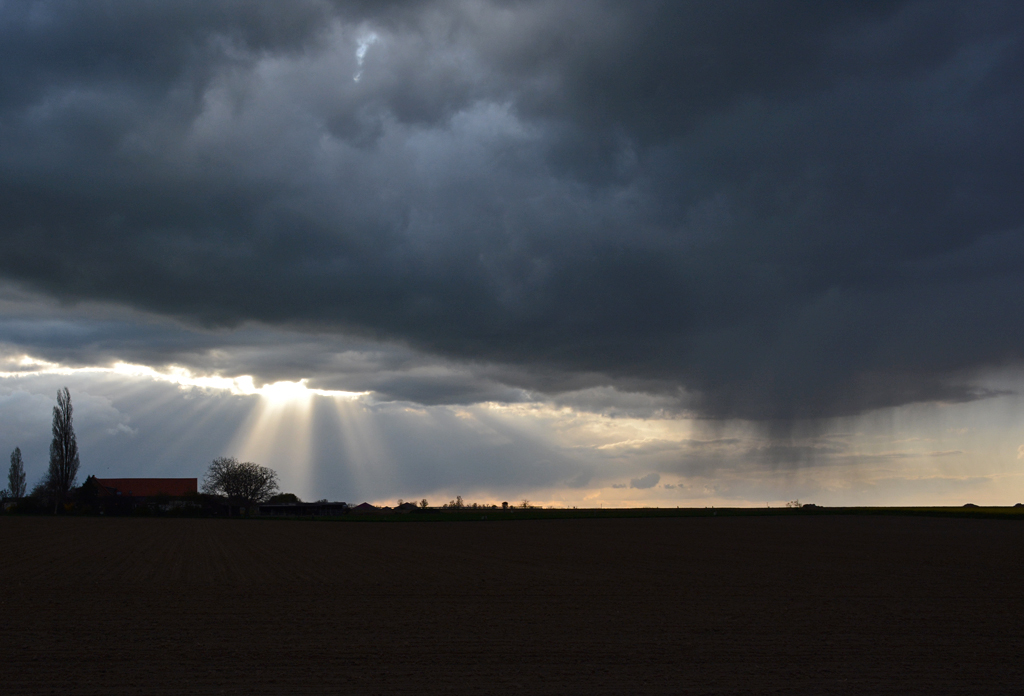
[353,31,379,82]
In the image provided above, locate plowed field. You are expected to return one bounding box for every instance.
[1,515,1021,694]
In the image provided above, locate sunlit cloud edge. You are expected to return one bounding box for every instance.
[0,354,367,402]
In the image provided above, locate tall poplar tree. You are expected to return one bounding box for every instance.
[8,447,26,498]
[48,387,80,513]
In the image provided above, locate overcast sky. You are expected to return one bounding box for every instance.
[2,1,1024,506]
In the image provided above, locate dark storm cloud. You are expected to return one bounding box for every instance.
[2,0,1023,419]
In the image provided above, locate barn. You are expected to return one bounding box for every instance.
[88,477,198,498]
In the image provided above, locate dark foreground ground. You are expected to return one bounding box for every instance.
[1,515,1021,695]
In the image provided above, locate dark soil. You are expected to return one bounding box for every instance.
[1,515,1021,694]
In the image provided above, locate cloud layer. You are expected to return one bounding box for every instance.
[1,1,1023,420]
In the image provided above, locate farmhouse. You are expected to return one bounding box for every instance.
[87,477,198,498]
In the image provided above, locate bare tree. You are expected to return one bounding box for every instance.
[202,457,278,513]
[8,447,26,499]
[48,388,80,513]
[419,498,428,509]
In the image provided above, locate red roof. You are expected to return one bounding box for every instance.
[94,478,197,497]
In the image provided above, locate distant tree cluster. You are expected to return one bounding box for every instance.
[437,495,523,511]
[266,492,301,504]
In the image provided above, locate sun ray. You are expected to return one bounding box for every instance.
[229,391,315,496]
[326,397,392,499]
